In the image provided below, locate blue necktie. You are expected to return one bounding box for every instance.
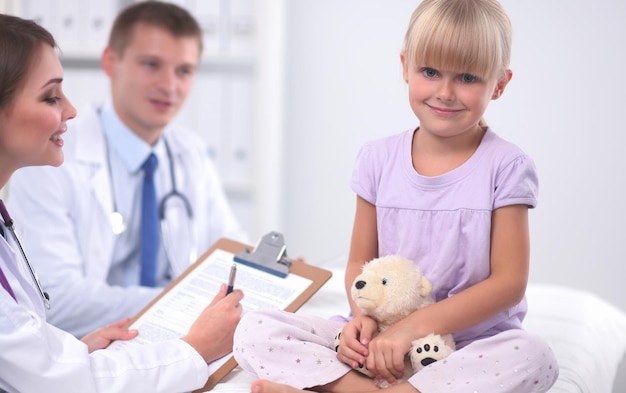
[140,153,159,287]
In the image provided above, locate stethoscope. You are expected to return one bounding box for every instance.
[0,200,50,309]
[105,137,197,265]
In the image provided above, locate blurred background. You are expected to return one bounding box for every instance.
[1,0,624,316]
[1,0,624,389]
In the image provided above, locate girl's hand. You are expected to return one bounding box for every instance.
[365,320,415,385]
[336,314,377,369]
[81,317,138,353]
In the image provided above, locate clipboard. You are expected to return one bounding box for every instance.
[111,232,332,392]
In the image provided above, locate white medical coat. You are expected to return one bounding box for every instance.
[0,232,209,393]
[8,103,247,337]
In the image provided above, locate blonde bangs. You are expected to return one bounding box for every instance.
[404,0,511,81]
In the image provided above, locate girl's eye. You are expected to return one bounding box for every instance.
[44,97,60,105]
[422,68,438,78]
[461,73,478,83]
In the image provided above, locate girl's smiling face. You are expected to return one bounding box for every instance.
[401,53,511,140]
[0,43,76,174]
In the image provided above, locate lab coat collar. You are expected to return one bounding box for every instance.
[72,103,114,223]
[74,103,107,166]
[100,101,167,173]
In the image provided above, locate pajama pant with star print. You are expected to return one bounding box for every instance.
[233,309,558,393]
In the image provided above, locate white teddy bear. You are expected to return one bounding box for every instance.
[333,255,455,387]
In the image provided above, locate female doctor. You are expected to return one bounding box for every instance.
[7,0,249,339]
[0,13,243,393]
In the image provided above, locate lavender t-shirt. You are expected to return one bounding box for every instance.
[351,128,538,347]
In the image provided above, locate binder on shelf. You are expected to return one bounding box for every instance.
[227,0,254,56]
[107,232,332,392]
[191,0,223,57]
[223,74,252,182]
[84,0,116,57]
[190,73,225,171]
[52,0,82,54]
[21,0,53,33]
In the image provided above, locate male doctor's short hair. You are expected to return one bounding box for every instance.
[107,1,203,57]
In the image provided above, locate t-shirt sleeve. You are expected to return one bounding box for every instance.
[493,154,539,209]
[350,142,378,205]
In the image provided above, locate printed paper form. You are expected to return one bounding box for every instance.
[108,248,312,371]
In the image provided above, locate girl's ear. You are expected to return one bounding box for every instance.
[400,51,409,83]
[492,69,513,100]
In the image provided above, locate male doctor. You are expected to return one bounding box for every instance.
[8,1,247,337]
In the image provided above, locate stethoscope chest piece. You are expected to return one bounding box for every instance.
[110,211,126,235]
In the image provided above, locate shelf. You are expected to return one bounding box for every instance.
[61,53,254,74]
[223,180,252,199]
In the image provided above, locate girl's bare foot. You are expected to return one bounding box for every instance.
[249,377,416,393]
[251,379,306,393]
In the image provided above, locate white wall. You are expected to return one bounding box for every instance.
[279,0,626,315]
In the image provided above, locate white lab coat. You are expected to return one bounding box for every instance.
[0,234,209,393]
[7,103,247,337]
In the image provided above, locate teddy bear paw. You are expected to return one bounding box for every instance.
[410,333,454,372]
[333,329,342,352]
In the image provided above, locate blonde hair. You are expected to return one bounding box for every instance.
[403,0,512,81]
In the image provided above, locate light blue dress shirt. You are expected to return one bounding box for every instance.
[99,102,173,287]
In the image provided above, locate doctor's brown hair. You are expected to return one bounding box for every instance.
[107,1,203,57]
[0,14,56,110]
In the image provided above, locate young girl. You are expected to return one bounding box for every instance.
[233,1,559,392]
[0,14,243,392]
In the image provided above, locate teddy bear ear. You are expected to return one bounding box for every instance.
[419,275,433,297]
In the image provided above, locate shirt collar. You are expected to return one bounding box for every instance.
[100,101,166,172]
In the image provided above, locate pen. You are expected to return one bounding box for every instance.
[226,263,237,294]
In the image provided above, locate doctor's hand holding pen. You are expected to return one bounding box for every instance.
[81,278,244,361]
[182,284,244,363]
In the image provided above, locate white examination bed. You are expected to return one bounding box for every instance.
[212,258,626,393]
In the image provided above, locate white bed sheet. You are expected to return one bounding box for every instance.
[212,258,626,393]
[524,284,626,392]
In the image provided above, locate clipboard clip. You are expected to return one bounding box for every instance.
[233,231,293,278]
